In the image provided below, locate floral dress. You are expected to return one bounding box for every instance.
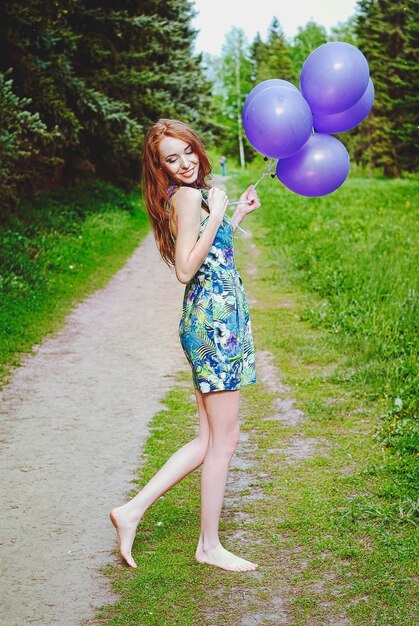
[167,185,257,393]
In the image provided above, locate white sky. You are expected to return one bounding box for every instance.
[191,0,359,56]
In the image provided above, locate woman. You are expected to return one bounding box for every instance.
[110,119,260,572]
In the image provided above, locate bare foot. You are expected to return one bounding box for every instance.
[109,506,142,568]
[195,540,258,572]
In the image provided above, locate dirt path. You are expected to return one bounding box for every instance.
[0,228,187,625]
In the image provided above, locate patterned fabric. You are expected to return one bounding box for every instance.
[167,185,257,393]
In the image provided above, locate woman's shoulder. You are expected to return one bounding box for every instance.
[170,185,202,205]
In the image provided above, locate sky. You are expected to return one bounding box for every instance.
[191,0,358,56]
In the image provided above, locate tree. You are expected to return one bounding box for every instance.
[290,20,328,82]
[354,0,418,175]
[71,0,213,139]
[216,27,254,165]
[0,73,58,208]
[252,17,294,85]
[0,0,213,207]
[329,15,358,46]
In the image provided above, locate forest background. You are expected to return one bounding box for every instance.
[1,0,417,208]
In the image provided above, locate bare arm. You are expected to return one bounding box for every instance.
[230,206,246,233]
[230,184,261,232]
[172,186,227,284]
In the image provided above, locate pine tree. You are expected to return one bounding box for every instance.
[290,21,328,83]
[72,0,212,135]
[252,18,295,84]
[251,32,267,84]
[0,0,213,205]
[392,0,418,172]
[0,0,81,162]
[0,72,58,208]
[0,0,143,190]
[355,0,418,175]
[329,16,358,46]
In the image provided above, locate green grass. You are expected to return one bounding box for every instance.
[230,163,418,470]
[0,181,149,387]
[94,167,418,625]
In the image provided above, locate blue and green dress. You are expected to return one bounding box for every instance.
[167,184,257,393]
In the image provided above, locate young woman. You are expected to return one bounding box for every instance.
[110,119,261,572]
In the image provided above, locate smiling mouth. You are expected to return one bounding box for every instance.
[182,167,196,176]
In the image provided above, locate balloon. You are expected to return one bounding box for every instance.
[276,133,350,197]
[243,85,313,159]
[242,79,299,119]
[313,78,375,134]
[300,42,370,115]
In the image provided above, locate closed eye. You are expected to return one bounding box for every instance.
[166,146,194,164]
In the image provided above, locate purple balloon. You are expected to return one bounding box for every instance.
[242,79,299,119]
[276,133,350,197]
[243,86,313,159]
[313,78,375,134]
[300,42,370,115]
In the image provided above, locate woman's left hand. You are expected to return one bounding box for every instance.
[238,185,261,215]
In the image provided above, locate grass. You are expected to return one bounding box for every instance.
[93,166,418,625]
[231,162,418,472]
[0,181,149,388]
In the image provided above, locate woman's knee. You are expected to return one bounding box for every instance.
[211,424,240,456]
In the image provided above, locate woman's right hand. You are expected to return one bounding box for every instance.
[208,186,228,222]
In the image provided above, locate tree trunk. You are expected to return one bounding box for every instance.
[235,43,245,168]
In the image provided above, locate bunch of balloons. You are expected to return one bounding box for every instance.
[242,42,374,197]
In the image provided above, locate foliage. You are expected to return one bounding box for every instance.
[213,27,255,161]
[0,0,212,210]
[353,0,418,175]
[289,20,328,82]
[0,73,60,208]
[251,17,294,84]
[329,15,358,46]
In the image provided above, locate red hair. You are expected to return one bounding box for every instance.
[141,119,212,269]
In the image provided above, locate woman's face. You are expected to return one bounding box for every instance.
[158,136,200,185]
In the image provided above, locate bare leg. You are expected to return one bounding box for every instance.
[110,389,210,568]
[195,389,258,572]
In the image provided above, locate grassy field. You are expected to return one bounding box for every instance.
[0,181,149,387]
[229,163,418,494]
[93,167,418,625]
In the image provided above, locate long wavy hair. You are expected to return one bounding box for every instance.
[141,119,212,269]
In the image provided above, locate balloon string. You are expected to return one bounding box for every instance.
[227,158,277,205]
[225,157,277,236]
[225,214,249,235]
[253,158,278,188]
